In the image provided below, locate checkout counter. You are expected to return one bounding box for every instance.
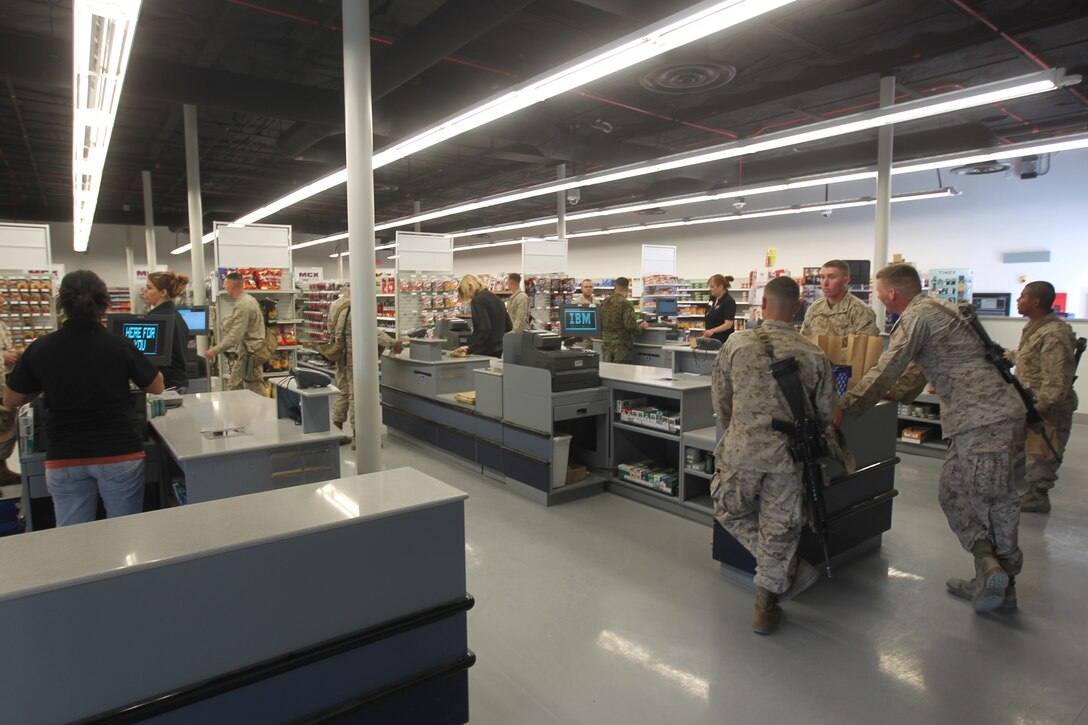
[380,332,609,505]
[0,468,473,724]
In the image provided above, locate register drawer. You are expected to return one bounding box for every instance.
[552,399,609,422]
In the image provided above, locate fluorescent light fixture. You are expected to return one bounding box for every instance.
[292,231,349,251]
[371,0,799,168]
[452,188,958,249]
[172,0,797,249]
[374,69,1074,232]
[333,242,397,258]
[72,0,143,252]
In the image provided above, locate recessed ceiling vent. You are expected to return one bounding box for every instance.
[950,162,1010,176]
[635,207,667,215]
[640,62,737,94]
[374,182,399,193]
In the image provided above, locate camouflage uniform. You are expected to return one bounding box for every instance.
[0,319,17,471]
[711,320,837,594]
[1009,313,1078,492]
[330,294,395,429]
[800,292,881,336]
[841,295,1026,556]
[211,291,266,395]
[599,294,640,364]
[506,290,532,333]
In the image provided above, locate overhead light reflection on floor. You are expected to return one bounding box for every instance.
[596,630,709,701]
[886,567,925,582]
[878,650,927,693]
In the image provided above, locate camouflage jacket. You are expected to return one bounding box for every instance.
[800,292,880,336]
[599,294,640,349]
[841,295,1024,437]
[1010,313,1078,416]
[712,320,837,473]
[506,290,532,333]
[212,292,265,356]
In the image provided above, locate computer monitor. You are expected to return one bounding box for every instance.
[175,305,209,334]
[560,305,600,337]
[654,298,678,316]
[106,313,175,367]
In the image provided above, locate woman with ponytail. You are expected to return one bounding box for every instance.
[144,271,191,391]
[3,270,164,526]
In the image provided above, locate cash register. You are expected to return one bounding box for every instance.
[502,330,600,392]
[435,317,473,350]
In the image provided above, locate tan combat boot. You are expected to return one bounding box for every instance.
[752,587,782,635]
[946,546,1021,612]
[968,540,1008,613]
[1019,487,1051,513]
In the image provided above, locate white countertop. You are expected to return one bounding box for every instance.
[386,350,493,366]
[149,390,343,460]
[0,467,467,603]
[599,362,712,390]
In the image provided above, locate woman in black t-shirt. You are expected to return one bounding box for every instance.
[4,270,164,527]
[702,274,737,344]
[143,271,191,392]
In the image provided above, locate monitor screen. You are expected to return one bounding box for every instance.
[106,313,175,367]
[175,306,209,334]
[560,305,600,337]
[655,298,678,316]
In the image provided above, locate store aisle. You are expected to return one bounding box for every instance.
[344,431,1088,725]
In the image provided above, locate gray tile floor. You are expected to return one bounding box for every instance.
[343,425,1088,725]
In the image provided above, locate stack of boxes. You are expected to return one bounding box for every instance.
[617,461,679,496]
[616,397,681,434]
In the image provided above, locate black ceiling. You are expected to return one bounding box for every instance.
[1,0,1086,245]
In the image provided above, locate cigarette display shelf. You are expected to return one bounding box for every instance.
[0,271,56,348]
[108,287,132,313]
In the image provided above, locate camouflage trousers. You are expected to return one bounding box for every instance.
[0,400,16,468]
[332,360,353,428]
[1026,402,1074,492]
[712,466,804,594]
[939,418,1024,557]
[601,343,633,364]
[227,359,268,396]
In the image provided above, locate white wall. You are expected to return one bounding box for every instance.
[451,147,1088,316]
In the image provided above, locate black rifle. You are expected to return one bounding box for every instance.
[957,303,1062,463]
[766,355,834,578]
[1074,337,1086,383]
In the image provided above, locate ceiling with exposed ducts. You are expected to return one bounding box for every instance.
[1,0,1086,246]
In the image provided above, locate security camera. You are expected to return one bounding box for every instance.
[821,209,833,218]
[566,188,581,205]
[732,197,746,210]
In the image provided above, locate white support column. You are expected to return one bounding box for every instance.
[872,75,895,326]
[556,164,567,244]
[183,104,207,357]
[142,170,157,271]
[342,0,381,472]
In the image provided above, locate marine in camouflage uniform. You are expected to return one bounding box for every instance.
[210,289,266,395]
[800,291,881,336]
[1009,309,1078,511]
[329,291,398,434]
[711,320,837,596]
[841,283,1025,611]
[599,292,640,363]
[506,288,532,333]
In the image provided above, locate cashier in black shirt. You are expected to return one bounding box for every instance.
[4,270,164,527]
[702,274,737,344]
[143,271,191,392]
[454,274,512,357]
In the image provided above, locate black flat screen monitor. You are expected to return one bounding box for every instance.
[654,298,678,316]
[175,305,209,334]
[560,305,600,337]
[106,313,175,367]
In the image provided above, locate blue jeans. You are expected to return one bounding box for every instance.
[46,458,146,527]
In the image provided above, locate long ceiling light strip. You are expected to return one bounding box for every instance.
[370,70,1072,233]
[172,0,798,256]
[309,129,1088,257]
[449,188,957,250]
[72,0,143,252]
